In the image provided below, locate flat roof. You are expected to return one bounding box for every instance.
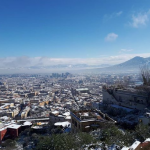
[7,124,21,129]
[54,121,70,127]
[76,88,89,91]
[130,141,140,149]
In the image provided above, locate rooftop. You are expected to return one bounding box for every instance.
[7,124,21,129]
[71,110,108,122]
[76,88,89,91]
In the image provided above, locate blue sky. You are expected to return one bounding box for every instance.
[0,0,150,68]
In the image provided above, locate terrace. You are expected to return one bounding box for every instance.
[71,110,107,122]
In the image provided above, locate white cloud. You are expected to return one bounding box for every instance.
[120,49,133,53]
[0,53,150,72]
[104,11,123,20]
[130,10,150,28]
[116,11,123,16]
[105,33,118,42]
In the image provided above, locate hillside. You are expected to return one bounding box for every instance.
[89,56,150,73]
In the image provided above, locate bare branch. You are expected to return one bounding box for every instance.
[140,65,150,86]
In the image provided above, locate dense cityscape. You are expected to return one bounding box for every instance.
[0,71,149,149]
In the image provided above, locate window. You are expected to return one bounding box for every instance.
[134,97,137,101]
[119,96,122,101]
[75,121,77,127]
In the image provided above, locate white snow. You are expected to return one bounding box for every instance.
[7,124,21,129]
[51,111,59,115]
[121,147,129,150]
[129,141,140,149]
[63,112,70,116]
[23,121,32,126]
[65,116,71,119]
[145,138,150,142]
[54,121,70,127]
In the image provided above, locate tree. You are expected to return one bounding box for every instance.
[100,125,125,146]
[135,123,150,142]
[140,65,150,86]
[96,125,136,147]
[136,65,150,103]
[1,139,16,149]
[36,132,94,150]
[115,79,124,89]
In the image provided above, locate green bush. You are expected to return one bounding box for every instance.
[1,139,16,148]
[36,132,94,150]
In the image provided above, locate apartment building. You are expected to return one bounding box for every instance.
[71,109,116,133]
[103,87,149,110]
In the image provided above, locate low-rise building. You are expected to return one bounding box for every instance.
[71,109,116,133]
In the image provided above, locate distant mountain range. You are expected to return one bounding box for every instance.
[116,56,150,68]
[91,56,150,73]
[1,56,150,74]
